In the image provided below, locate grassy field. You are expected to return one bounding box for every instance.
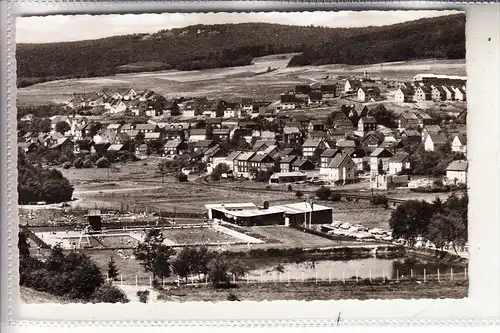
[162,228,240,245]
[16,57,465,106]
[156,280,468,302]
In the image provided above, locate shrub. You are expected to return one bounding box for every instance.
[137,290,150,303]
[91,282,129,303]
[62,162,72,169]
[73,158,83,169]
[287,184,293,192]
[315,186,332,200]
[82,159,93,168]
[295,190,304,199]
[227,293,240,301]
[96,157,111,168]
[176,173,188,182]
[330,192,342,202]
[433,179,444,187]
[371,194,388,206]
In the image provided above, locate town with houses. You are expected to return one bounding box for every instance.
[18,73,468,191]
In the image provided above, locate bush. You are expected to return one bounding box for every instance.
[62,162,72,169]
[371,194,388,206]
[176,173,188,182]
[315,186,332,200]
[137,290,150,303]
[96,157,111,168]
[295,190,304,199]
[330,192,342,202]
[227,292,240,301]
[82,159,93,168]
[73,158,83,169]
[287,184,293,192]
[91,283,129,303]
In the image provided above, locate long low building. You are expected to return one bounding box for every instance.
[205,202,333,227]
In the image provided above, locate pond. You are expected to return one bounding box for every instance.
[246,257,467,282]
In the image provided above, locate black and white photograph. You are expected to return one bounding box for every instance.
[14,9,471,305]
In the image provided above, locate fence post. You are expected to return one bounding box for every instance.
[424,269,426,283]
[135,274,138,287]
[287,272,290,284]
[369,269,372,283]
[301,272,304,282]
[342,270,345,284]
[260,272,263,283]
[246,275,249,284]
[396,269,399,282]
[205,275,208,285]
[232,273,236,284]
[177,275,180,286]
[411,269,414,280]
[356,270,359,283]
[120,274,123,287]
[315,271,318,284]
[329,269,332,284]
[149,276,152,287]
[450,268,454,281]
[162,277,165,288]
[464,267,467,280]
[437,268,440,282]
[382,270,385,283]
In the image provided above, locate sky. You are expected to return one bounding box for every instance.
[16,10,461,44]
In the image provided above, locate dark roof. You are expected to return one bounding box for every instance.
[280,155,298,163]
[250,153,273,163]
[389,152,409,163]
[360,116,377,124]
[370,147,394,158]
[328,153,351,168]
[293,115,309,122]
[194,140,214,147]
[320,85,336,92]
[446,160,468,171]
[428,133,448,145]
[295,85,312,94]
[308,91,323,101]
[292,157,313,167]
[320,149,340,158]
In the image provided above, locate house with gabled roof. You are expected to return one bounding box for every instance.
[451,134,467,155]
[292,157,315,172]
[424,133,448,152]
[358,86,381,102]
[346,148,366,171]
[320,85,337,100]
[241,97,255,113]
[193,139,216,153]
[446,160,468,184]
[308,120,326,133]
[416,112,433,128]
[394,87,415,103]
[370,148,394,176]
[333,119,353,131]
[234,151,256,178]
[280,155,299,173]
[398,112,419,129]
[188,129,207,142]
[321,151,357,183]
[336,138,357,150]
[452,87,466,101]
[225,151,243,171]
[308,91,323,106]
[212,128,231,143]
[302,138,328,158]
[345,79,361,93]
[357,116,377,134]
[361,131,385,152]
[163,139,188,156]
[144,132,162,142]
[283,126,301,145]
[249,153,276,173]
[279,93,297,111]
[319,148,341,174]
[135,123,159,133]
[413,85,432,102]
[431,86,447,101]
[388,152,411,175]
[253,139,278,152]
[421,124,442,141]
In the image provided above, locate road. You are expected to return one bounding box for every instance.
[73,185,163,195]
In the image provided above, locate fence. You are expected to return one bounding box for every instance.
[113,266,468,288]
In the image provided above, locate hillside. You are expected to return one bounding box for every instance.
[16,14,465,87]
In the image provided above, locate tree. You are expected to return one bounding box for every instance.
[208,255,231,287]
[73,157,84,168]
[133,229,176,281]
[96,157,111,168]
[389,200,435,246]
[107,256,119,281]
[295,190,304,199]
[172,247,196,283]
[157,161,169,183]
[137,290,150,303]
[91,282,129,303]
[18,231,31,258]
[82,159,93,168]
[229,259,250,280]
[315,186,332,200]
[211,163,231,181]
[62,161,72,169]
[370,104,398,128]
[55,121,71,134]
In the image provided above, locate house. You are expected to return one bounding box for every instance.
[107,123,122,133]
[181,98,207,118]
[309,131,328,140]
[249,153,276,173]
[336,139,357,150]
[358,87,381,102]
[369,148,394,176]
[333,119,354,131]
[293,115,310,130]
[206,117,223,129]
[308,91,323,106]
[346,148,366,171]
[269,171,307,184]
[279,93,297,111]
[20,114,34,122]
[241,97,255,113]
[308,120,325,133]
[295,85,312,97]
[320,85,337,100]
[135,123,159,133]
[282,127,301,145]
[164,126,186,141]
[424,133,448,152]
[259,145,279,157]
[394,88,415,103]
[135,144,148,156]
[388,152,411,175]
[322,152,357,183]
[49,138,74,152]
[431,86,447,101]
[319,148,341,171]
[107,144,127,152]
[280,155,299,173]
[361,131,385,152]
[73,139,94,154]
[223,102,241,119]
[204,145,229,172]
[234,152,256,178]
[357,117,377,134]
[201,99,226,118]
[163,139,188,156]
[93,128,117,144]
[397,112,419,129]
[109,99,127,114]
[416,112,433,128]
[302,138,327,158]
[18,142,37,154]
[194,139,216,153]
[253,139,278,152]
[442,86,456,101]
[400,129,422,144]
[421,125,442,141]
[453,87,467,101]
[446,160,468,184]
[212,128,231,143]
[128,100,148,117]
[413,86,432,102]
[451,135,467,155]
[225,151,242,171]
[330,111,349,122]
[189,129,207,142]
[345,79,361,93]
[144,132,162,142]
[371,174,410,190]
[292,157,315,172]
[328,129,347,141]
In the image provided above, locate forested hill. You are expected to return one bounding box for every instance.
[16,13,464,87]
[287,14,465,67]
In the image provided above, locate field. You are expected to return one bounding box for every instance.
[156,280,468,302]
[16,57,466,106]
[250,226,346,248]
[161,228,240,245]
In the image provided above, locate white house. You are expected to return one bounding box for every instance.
[452,87,467,101]
[109,100,127,114]
[451,135,467,155]
[424,133,448,152]
[322,152,357,183]
[388,152,411,175]
[394,88,414,103]
[446,160,468,184]
[345,79,361,93]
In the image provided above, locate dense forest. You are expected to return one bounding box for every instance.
[287,14,465,67]
[16,14,465,87]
